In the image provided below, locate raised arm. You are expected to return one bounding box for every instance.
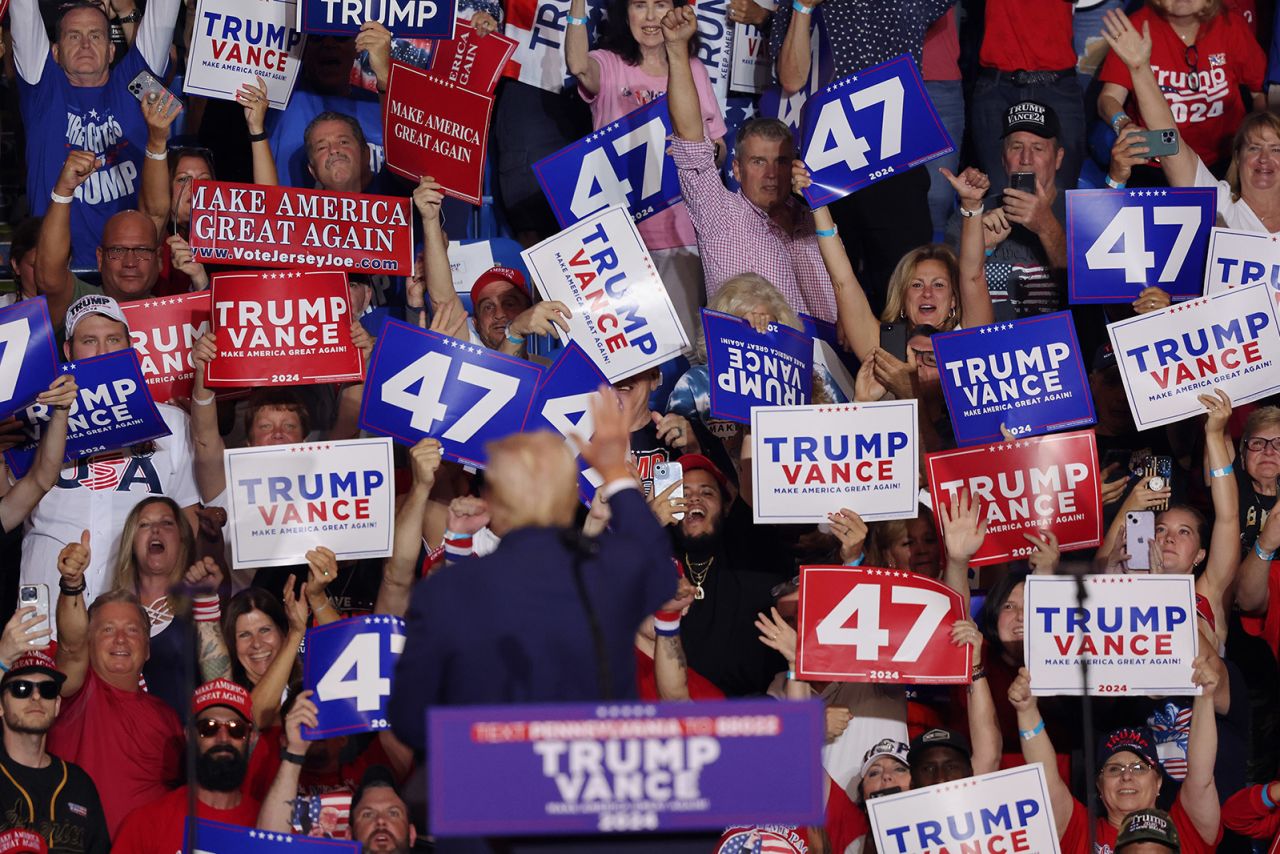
[1199,390,1240,600]
[652,581,696,701]
[1008,667,1074,836]
[134,0,181,74]
[1180,655,1223,845]
[941,167,995,327]
[37,152,98,320]
[956,619,1001,775]
[8,0,51,83]
[1101,10,1199,187]
[376,439,440,617]
[54,532,92,697]
[0,376,76,533]
[663,7,704,142]
[414,178,470,340]
[237,77,279,187]
[564,0,600,95]
[188,332,226,503]
[185,556,232,682]
[1237,508,1279,614]
[938,488,985,598]
[138,92,180,236]
[257,692,317,832]
[303,548,341,626]
[250,577,308,729]
[775,2,815,95]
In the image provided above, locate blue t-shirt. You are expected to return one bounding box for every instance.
[20,48,161,270]
[266,86,384,188]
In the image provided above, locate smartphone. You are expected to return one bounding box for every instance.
[1144,455,1173,511]
[18,584,49,639]
[1100,448,1134,476]
[1009,172,1036,194]
[127,70,183,120]
[879,322,907,361]
[652,461,684,521]
[1133,128,1179,159]
[1126,510,1157,572]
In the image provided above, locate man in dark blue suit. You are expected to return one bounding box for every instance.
[388,387,678,752]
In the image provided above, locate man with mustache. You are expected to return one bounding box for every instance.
[111,678,261,852]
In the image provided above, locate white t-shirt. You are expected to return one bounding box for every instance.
[1195,158,1280,234]
[21,404,200,629]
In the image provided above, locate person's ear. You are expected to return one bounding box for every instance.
[1054,145,1065,171]
[731,157,742,185]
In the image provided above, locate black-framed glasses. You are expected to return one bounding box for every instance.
[195,717,250,740]
[101,246,157,261]
[1184,44,1200,93]
[5,680,60,700]
[1244,436,1280,453]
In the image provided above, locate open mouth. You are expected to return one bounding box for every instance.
[148,538,166,555]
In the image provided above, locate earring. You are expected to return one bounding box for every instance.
[949,305,957,318]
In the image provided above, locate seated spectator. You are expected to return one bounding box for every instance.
[1098,0,1264,178]
[20,295,200,622]
[47,563,183,836]
[11,0,179,269]
[112,679,261,851]
[664,6,834,322]
[0,646,109,853]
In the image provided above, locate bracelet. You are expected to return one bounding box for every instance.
[144,147,167,161]
[247,131,268,143]
[653,610,681,635]
[192,393,216,407]
[59,581,86,596]
[791,0,812,12]
[192,594,221,623]
[786,669,797,681]
[1019,720,1045,741]
[566,14,587,24]
[50,190,73,205]
[280,750,307,766]
[1256,540,1277,562]
[843,553,864,567]
[1263,784,1277,810]
[313,598,334,613]
[1104,175,1125,190]
[505,331,526,346]
[815,225,837,238]
[971,666,986,682]
[406,304,426,314]
[0,660,10,674]
[1109,111,1130,133]
[118,9,141,22]
[958,204,982,218]
[1210,463,1233,478]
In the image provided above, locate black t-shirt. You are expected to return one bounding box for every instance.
[1238,474,1277,554]
[0,749,110,854]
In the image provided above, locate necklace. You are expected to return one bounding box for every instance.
[684,554,714,600]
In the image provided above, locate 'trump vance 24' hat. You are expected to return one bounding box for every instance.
[1002,101,1061,140]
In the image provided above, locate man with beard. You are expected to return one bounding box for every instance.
[0,649,109,852]
[674,454,791,696]
[349,767,417,853]
[112,678,261,852]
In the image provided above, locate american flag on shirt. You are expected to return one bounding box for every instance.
[1148,702,1193,781]
[716,827,806,854]
[291,791,352,838]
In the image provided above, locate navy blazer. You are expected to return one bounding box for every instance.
[388,487,675,752]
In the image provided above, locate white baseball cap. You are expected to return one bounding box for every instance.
[65,294,129,338]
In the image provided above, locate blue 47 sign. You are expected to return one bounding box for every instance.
[1066,187,1215,303]
[799,54,954,208]
[359,321,543,468]
[0,298,57,418]
[187,819,358,852]
[302,615,405,740]
[533,97,680,228]
[525,342,609,502]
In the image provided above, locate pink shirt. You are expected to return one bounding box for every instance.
[580,49,727,251]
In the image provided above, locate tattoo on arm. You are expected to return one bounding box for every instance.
[659,634,687,671]
[196,621,232,682]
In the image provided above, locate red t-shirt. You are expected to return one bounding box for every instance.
[1240,560,1280,658]
[1098,7,1265,166]
[111,785,262,853]
[46,668,184,837]
[1060,795,1221,853]
[922,8,961,82]
[980,0,1075,72]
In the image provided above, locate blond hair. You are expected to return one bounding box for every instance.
[484,432,580,530]
[111,496,194,615]
[879,245,962,331]
[694,273,804,364]
[1227,112,1280,202]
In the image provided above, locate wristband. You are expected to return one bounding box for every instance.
[280,750,307,766]
[791,1,812,12]
[247,131,269,143]
[59,581,86,596]
[505,331,526,346]
[1109,111,1130,133]
[444,529,474,558]
[971,665,986,682]
[785,669,797,681]
[566,14,587,24]
[144,147,168,161]
[1019,720,1045,741]
[1256,540,1277,562]
[843,553,865,567]
[192,393,216,407]
[1104,175,1125,190]
[0,660,9,674]
[50,191,73,205]
[1210,463,1233,478]
[653,610,681,636]
[192,594,221,623]
[958,204,982,218]
[815,225,837,238]
[1262,784,1277,810]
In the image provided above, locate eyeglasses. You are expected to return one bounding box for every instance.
[911,348,938,368]
[4,680,60,700]
[1184,44,1200,93]
[1100,761,1152,778]
[1244,437,1280,453]
[195,717,250,740]
[101,246,157,261]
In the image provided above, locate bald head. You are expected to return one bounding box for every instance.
[97,210,160,301]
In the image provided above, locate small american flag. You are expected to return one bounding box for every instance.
[716,827,805,854]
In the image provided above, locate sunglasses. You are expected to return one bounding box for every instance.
[195,717,250,740]
[5,680,59,700]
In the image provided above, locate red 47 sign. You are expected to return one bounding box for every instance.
[796,566,970,684]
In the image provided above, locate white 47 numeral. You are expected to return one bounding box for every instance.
[0,317,32,405]
[1084,205,1201,284]
[381,351,520,441]
[569,117,667,218]
[315,632,404,712]
[804,77,905,174]
[814,583,951,662]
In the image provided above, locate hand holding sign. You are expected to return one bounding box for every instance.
[285,688,319,754]
[235,76,271,136]
[303,615,405,738]
[356,21,392,91]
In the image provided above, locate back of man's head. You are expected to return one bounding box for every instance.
[484,432,579,534]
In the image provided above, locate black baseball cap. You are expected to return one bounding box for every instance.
[908,727,972,765]
[1097,726,1161,770]
[1118,808,1180,851]
[1002,101,1061,140]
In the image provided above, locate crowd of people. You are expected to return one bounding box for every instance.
[0,0,1277,851]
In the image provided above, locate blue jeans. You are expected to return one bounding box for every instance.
[1073,0,1123,91]
[969,71,1087,190]
[925,79,966,240]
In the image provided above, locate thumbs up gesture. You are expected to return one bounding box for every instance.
[57,530,91,591]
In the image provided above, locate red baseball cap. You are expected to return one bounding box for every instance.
[680,453,731,498]
[193,678,253,721]
[3,649,65,687]
[469,266,530,309]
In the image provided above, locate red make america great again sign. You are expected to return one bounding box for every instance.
[188,181,413,275]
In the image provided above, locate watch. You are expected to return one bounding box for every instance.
[118,9,141,23]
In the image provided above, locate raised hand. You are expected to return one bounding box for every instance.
[57,530,91,590]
